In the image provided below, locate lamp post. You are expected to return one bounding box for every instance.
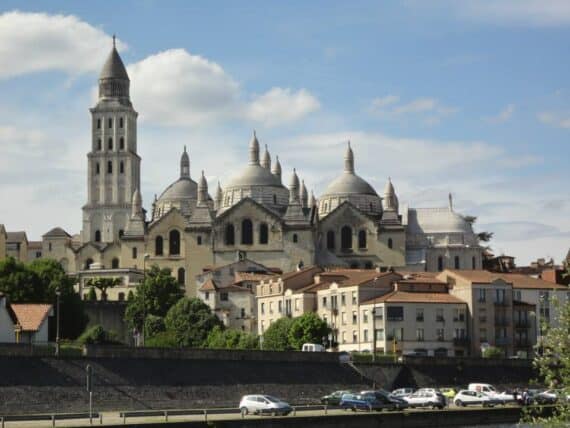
[141,253,150,347]
[371,305,377,362]
[55,290,61,357]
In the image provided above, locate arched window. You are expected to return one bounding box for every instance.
[119,117,124,128]
[132,247,137,259]
[95,163,100,175]
[358,230,367,249]
[169,230,181,255]
[241,219,253,245]
[118,292,125,301]
[120,137,124,150]
[155,236,163,256]
[259,223,269,244]
[119,161,124,174]
[84,258,93,270]
[197,236,202,245]
[107,161,112,174]
[388,238,393,249]
[273,194,277,204]
[177,267,185,285]
[108,118,113,129]
[454,255,460,269]
[94,230,101,242]
[97,118,101,129]
[326,230,335,250]
[97,139,102,150]
[118,229,124,238]
[472,256,476,270]
[341,226,352,249]
[437,256,444,272]
[108,137,113,150]
[293,234,298,243]
[225,224,235,245]
[111,258,119,269]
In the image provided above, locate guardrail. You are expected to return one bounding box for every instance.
[0,412,101,427]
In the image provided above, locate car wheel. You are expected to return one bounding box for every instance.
[351,406,357,412]
[240,407,248,415]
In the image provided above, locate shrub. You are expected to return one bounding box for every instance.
[87,287,97,301]
[77,325,107,345]
[145,331,179,348]
[482,346,504,358]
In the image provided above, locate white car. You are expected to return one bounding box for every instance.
[468,383,514,403]
[404,391,445,409]
[391,388,414,398]
[454,390,495,407]
[239,395,292,416]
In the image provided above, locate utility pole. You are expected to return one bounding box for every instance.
[141,253,150,347]
[55,290,61,357]
[86,364,93,424]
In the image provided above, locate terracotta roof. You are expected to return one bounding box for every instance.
[362,291,465,305]
[396,271,446,285]
[319,270,400,287]
[280,265,322,281]
[442,270,568,290]
[294,281,332,294]
[11,304,53,332]
[198,279,218,292]
[223,285,252,293]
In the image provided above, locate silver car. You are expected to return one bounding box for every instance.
[239,394,292,416]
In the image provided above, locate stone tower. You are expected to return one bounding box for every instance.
[82,37,141,244]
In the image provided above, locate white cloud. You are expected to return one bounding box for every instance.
[368,95,457,125]
[486,104,515,124]
[537,111,570,128]
[128,49,319,128]
[0,11,120,79]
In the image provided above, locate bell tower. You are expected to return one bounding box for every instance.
[82,36,141,244]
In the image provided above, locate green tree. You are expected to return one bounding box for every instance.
[262,317,295,351]
[288,312,330,350]
[164,297,222,347]
[205,326,259,350]
[124,265,183,331]
[0,257,43,301]
[88,287,97,301]
[86,277,122,301]
[144,314,165,338]
[482,346,504,358]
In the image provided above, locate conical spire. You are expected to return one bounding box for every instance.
[131,188,142,218]
[383,177,398,211]
[448,193,453,211]
[180,146,190,178]
[215,181,223,210]
[98,35,130,101]
[300,179,308,208]
[344,141,355,174]
[272,155,282,182]
[289,169,300,203]
[249,130,260,165]
[261,144,271,170]
[198,170,208,205]
[310,190,317,208]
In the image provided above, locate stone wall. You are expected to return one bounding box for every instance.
[84,302,130,343]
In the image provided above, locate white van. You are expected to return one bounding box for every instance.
[302,343,325,352]
[468,383,514,403]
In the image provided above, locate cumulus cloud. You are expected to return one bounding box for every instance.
[537,111,570,128]
[486,104,515,124]
[128,49,319,128]
[368,95,457,125]
[0,11,120,79]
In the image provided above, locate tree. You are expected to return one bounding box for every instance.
[262,317,295,351]
[124,265,183,331]
[88,287,97,301]
[525,299,570,426]
[86,277,122,301]
[477,231,494,242]
[205,325,259,350]
[482,346,504,358]
[164,298,222,347]
[288,312,330,350]
[144,314,165,338]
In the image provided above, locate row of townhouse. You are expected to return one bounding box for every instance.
[256,267,569,357]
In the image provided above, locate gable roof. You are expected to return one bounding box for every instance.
[214,197,284,224]
[6,231,27,243]
[199,279,218,292]
[441,270,568,290]
[319,200,379,224]
[11,304,53,332]
[362,290,465,305]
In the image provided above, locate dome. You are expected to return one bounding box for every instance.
[322,173,378,196]
[407,208,474,235]
[158,177,197,201]
[226,164,282,188]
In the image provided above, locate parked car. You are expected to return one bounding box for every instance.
[404,391,445,409]
[453,390,496,407]
[339,393,395,412]
[535,390,563,404]
[239,395,292,416]
[302,343,325,352]
[360,390,408,410]
[468,383,514,403]
[391,388,415,398]
[321,390,352,405]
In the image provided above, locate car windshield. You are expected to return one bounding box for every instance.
[265,396,281,403]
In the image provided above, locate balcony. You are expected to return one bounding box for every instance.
[453,337,470,346]
[515,320,531,329]
[436,317,445,323]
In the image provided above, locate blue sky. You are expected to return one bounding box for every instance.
[0,0,569,264]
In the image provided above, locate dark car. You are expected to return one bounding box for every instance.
[339,393,398,412]
[321,390,352,405]
[360,390,408,410]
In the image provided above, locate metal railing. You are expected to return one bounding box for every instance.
[0,412,101,427]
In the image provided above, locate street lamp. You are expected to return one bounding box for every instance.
[141,253,150,347]
[55,290,61,357]
[371,305,377,362]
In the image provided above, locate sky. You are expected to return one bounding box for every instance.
[0,0,569,265]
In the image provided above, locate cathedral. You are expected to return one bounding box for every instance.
[41,41,484,298]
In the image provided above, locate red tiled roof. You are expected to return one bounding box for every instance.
[11,304,53,332]
[362,290,465,305]
[442,270,568,290]
[320,270,399,287]
[198,279,218,292]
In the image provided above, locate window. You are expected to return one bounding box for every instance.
[376,329,384,340]
[495,289,505,304]
[387,306,404,321]
[341,293,346,306]
[49,243,52,252]
[177,267,185,285]
[108,138,113,150]
[119,117,124,128]
[120,137,125,150]
[269,302,273,313]
[480,328,487,342]
[326,231,335,250]
[278,301,282,313]
[416,308,424,322]
[108,118,113,128]
[363,310,368,323]
[119,161,124,174]
[388,238,393,249]
[352,291,357,305]
[259,223,268,244]
[111,258,119,269]
[352,331,357,343]
[436,308,444,322]
[94,230,101,242]
[341,312,347,324]
[118,292,125,301]
[225,224,235,245]
[358,230,367,249]
[472,256,476,269]
[85,258,93,270]
[479,307,487,323]
[436,328,444,341]
[261,303,265,315]
[515,290,521,301]
[416,328,424,341]
[97,138,102,150]
[292,233,298,243]
[220,292,228,301]
[95,162,100,174]
[97,118,101,129]
[273,194,277,204]
[342,331,347,343]
[132,247,137,259]
[107,161,112,174]
[241,308,246,318]
[454,256,460,269]
[205,292,210,300]
[197,236,202,245]
[241,219,253,245]
[352,311,357,324]
[155,236,163,255]
[169,230,181,255]
[341,226,352,249]
[295,299,300,311]
[437,256,444,271]
[119,229,124,238]
[363,329,368,342]
[478,289,486,303]
[322,296,327,308]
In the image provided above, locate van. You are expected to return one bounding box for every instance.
[302,343,325,352]
[468,383,514,403]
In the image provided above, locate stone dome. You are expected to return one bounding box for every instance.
[407,208,474,235]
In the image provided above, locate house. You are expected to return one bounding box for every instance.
[11,304,53,344]
[0,293,16,342]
